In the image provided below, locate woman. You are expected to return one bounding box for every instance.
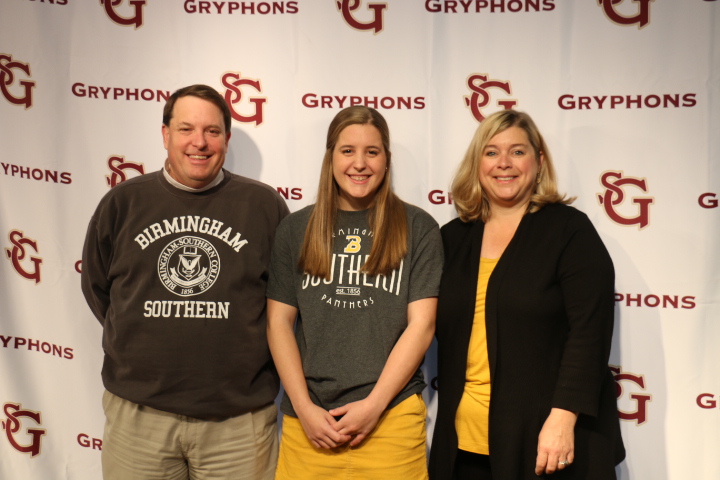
[428,110,625,479]
[267,106,442,479]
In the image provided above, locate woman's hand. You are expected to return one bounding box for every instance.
[535,408,578,475]
[329,398,385,447]
[296,402,351,450]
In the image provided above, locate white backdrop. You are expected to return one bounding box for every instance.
[1,1,719,478]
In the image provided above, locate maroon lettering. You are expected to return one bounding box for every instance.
[222,72,266,125]
[337,0,386,34]
[3,403,46,456]
[597,171,653,229]
[5,230,42,283]
[697,394,717,409]
[0,54,35,109]
[464,73,515,122]
[611,366,651,425]
[699,193,718,208]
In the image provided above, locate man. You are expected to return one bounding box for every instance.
[81,84,289,479]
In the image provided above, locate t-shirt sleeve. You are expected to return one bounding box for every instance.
[266,214,300,308]
[407,209,444,303]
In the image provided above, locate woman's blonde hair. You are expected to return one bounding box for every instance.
[299,106,407,279]
[452,109,573,222]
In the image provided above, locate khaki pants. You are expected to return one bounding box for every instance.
[275,393,429,480]
[102,390,278,480]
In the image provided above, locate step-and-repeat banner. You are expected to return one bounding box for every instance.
[2,1,718,478]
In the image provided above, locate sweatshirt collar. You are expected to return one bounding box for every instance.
[162,167,225,192]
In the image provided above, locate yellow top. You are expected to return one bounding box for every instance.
[455,257,498,455]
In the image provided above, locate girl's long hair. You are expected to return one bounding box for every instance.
[299,106,407,278]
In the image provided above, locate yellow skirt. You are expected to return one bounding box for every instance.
[275,394,429,480]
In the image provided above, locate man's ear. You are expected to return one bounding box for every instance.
[162,124,170,150]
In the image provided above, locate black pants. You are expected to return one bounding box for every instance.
[452,449,493,480]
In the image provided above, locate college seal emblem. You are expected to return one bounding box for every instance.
[157,236,220,296]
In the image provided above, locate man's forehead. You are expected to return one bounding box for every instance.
[171,96,224,124]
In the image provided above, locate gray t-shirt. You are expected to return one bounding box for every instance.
[267,203,443,417]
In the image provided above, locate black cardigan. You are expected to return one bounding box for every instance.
[429,204,625,480]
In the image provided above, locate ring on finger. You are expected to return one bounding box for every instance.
[558,460,568,466]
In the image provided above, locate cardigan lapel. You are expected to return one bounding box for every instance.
[445,220,485,383]
[458,220,485,369]
[484,212,534,383]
